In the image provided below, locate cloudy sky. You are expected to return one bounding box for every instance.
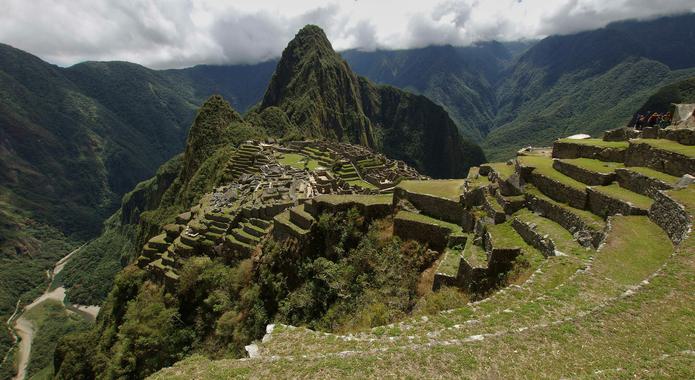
[1,0,694,69]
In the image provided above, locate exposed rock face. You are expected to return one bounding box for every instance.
[625,141,695,177]
[552,141,626,162]
[553,159,615,186]
[603,127,643,141]
[615,168,674,198]
[649,191,691,244]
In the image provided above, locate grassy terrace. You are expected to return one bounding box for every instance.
[463,235,488,268]
[517,155,587,190]
[626,166,680,184]
[486,222,525,249]
[314,194,392,206]
[556,138,629,149]
[525,185,606,229]
[397,179,465,201]
[437,248,462,276]
[632,138,695,158]
[514,209,590,259]
[483,162,516,180]
[395,210,463,235]
[347,179,377,189]
[276,153,321,171]
[666,185,695,212]
[591,183,654,210]
[274,210,309,234]
[559,158,624,174]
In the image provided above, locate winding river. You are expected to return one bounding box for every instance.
[7,243,100,380]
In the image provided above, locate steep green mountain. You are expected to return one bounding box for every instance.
[258,25,485,178]
[341,42,530,141]
[487,13,695,159]
[638,76,695,113]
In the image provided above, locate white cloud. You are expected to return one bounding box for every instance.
[0,0,693,69]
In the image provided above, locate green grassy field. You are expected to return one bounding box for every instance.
[635,138,695,157]
[556,138,629,149]
[559,158,624,173]
[397,179,466,201]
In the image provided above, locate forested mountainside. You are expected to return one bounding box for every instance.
[50,25,486,378]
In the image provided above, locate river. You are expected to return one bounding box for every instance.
[8,243,100,380]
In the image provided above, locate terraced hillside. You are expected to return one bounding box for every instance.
[150,127,695,379]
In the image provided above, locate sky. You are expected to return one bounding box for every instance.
[1,0,694,69]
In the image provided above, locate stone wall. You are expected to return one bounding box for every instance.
[552,159,615,186]
[393,216,451,251]
[603,127,643,141]
[529,172,588,209]
[511,217,555,257]
[659,128,695,145]
[495,192,526,215]
[552,141,627,162]
[625,141,695,177]
[649,190,691,244]
[615,168,674,198]
[462,186,486,208]
[307,198,392,221]
[525,192,605,248]
[393,187,465,224]
[586,187,649,218]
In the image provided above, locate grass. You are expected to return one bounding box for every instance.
[277,153,321,170]
[666,185,695,211]
[346,179,377,189]
[394,211,463,234]
[437,248,462,276]
[482,162,516,180]
[397,179,466,201]
[559,158,624,174]
[462,236,488,268]
[514,209,590,259]
[517,155,587,190]
[633,138,695,157]
[591,183,654,210]
[626,166,681,184]
[524,185,605,229]
[486,222,525,249]
[556,138,629,149]
[314,194,392,206]
[593,215,672,285]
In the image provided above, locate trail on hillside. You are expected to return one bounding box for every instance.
[8,243,97,380]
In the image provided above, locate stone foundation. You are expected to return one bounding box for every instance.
[552,141,627,162]
[649,191,691,244]
[552,159,615,186]
[586,187,649,218]
[615,168,674,198]
[511,217,556,257]
[393,216,451,252]
[529,172,588,209]
[525,192,605,248]
[393,187,465,224]
[625,141,695,177]
[658,128,695,145]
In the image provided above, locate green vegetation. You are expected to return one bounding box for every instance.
[346,179,377,189]
[437,248,463,277]
[591,184,654,210]
[483,162,516,179]
[315,194,392,206]
[626,166,680,184]
[634,138,695,158]
[524,185,605,228]
[559,158,624,173]
[22,301,91,378]
[397,179,465,201]
[556,138,629,149]
[518,156,587,190]
[395,211,464,235]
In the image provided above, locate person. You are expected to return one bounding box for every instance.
[647,112,659,127]
[635,114,646,130]
[660,112,672,128]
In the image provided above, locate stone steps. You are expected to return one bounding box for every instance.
[482,193,506,224]
[518,155,588,209]
[512,209,590,259]
[232,227,260,245]
[552,138,628,162]
[273,210,312,240]
[615,166,679,198]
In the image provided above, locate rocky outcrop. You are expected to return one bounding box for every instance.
[552,141,627,162]
[658,128,695,145]
[586,187,649,218]
[525,192,605,248]
[603,127,643,141]
[625,141,695,177]
[615,168,674,198]
[649,191,691,244]
[511,217,556,257]
[552,159,615,186]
